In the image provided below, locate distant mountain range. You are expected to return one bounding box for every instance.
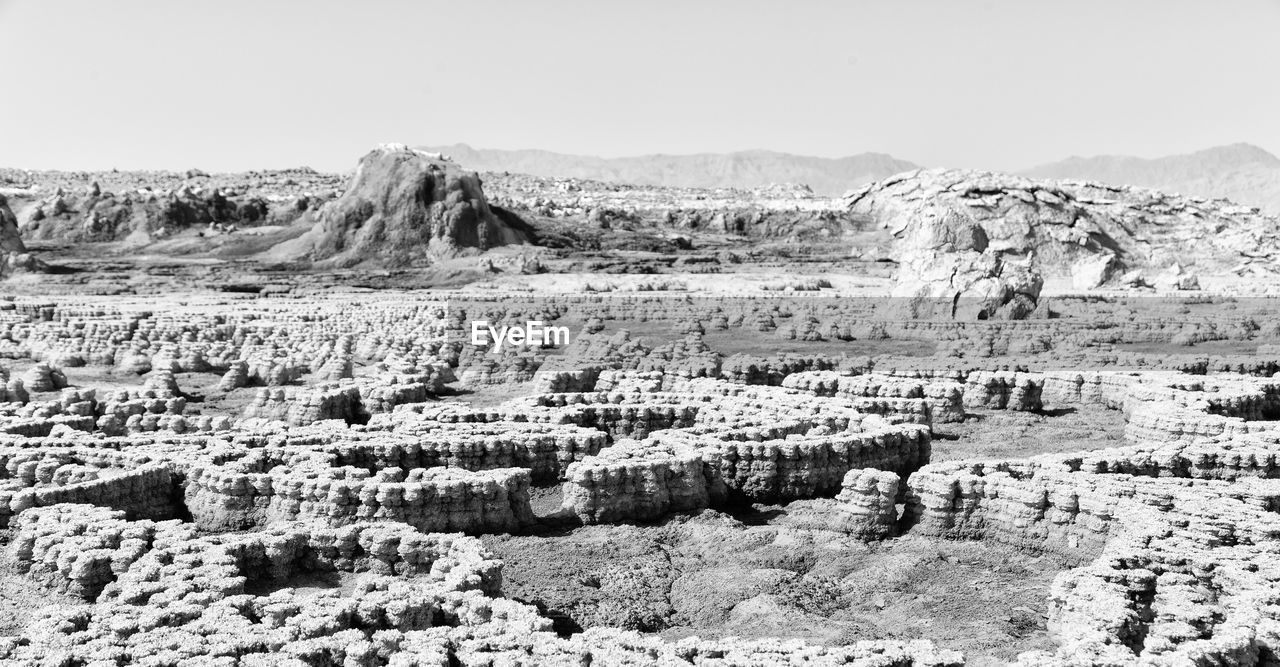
[1020,143,1280,215]
[423,142,1280,215]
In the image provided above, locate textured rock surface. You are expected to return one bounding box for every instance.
[550,376,931,523]
[0,501,961,665]
[784,371,966,423]
[783,468,902,539]
[0,194,46,277]
[16,180,309,246]
[269,144,531,268]
[846,168,1280,279]
[1,290,1279,664]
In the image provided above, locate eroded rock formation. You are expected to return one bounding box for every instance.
[269,144,531,268]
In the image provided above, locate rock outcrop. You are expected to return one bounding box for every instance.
[269,144,530,268]
[17,183,304,245]
[887,209,1046,320]
[0,194,24,254]
[782,468,903,539]
[0,194,45,277]
[846,168,1280,294]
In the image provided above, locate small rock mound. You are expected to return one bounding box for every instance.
[269,144,530,268]
[20,362,67,393]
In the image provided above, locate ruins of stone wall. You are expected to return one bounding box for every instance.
[243,373,453,427]
[963,371,1044,411]
[456,350,542,386]
[0,296,454,399]
[514,391,703,437]
[593,369,666,393]
[702,425,930,504]
[1075,434,1280,480]
[0,374,222,437]
[184,454,535,534]
[0,448,179,527]
[904,434,1280,565]
[561,421,929,523]
[0,509,533,664]
[561,438,711,524]
[358,371,452,412]
[1017,479,1280,665]
[1123,401,1255,445]
[719,353,841,385]
[0,502,959,665]
[782,468,902,539]
[1121,376,1280,446]
[242,384,366,426]
[359,417,606,482]
[783,371,965,423]
[530,366,604,393]
[1041,371,1137,409]
[904,460,1118,559]
[1203,380,1280,420]
[9,503,198,600]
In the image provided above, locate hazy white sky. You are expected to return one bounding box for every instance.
[2,0,1277,172]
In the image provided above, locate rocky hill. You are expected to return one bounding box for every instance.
[266,145,531,268]
[848,168,1280,276]
[422,144,920,197]
[845,168,1280,313]
[1021,143,1280,217]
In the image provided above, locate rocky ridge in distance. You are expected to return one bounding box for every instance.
[422,143,921,197]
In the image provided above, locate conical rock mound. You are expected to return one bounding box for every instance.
[269,144,529,268]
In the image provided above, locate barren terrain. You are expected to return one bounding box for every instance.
[0,146,1277,665]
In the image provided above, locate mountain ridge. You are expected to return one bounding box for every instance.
[1018,143,1280,215]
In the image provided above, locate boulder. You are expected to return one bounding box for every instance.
[20,362,67,393]
[893,248,1043,320]
[1071,252,1118,291]
[1155,263,1201,291]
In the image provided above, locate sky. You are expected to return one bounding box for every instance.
[1,0,1277,172]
